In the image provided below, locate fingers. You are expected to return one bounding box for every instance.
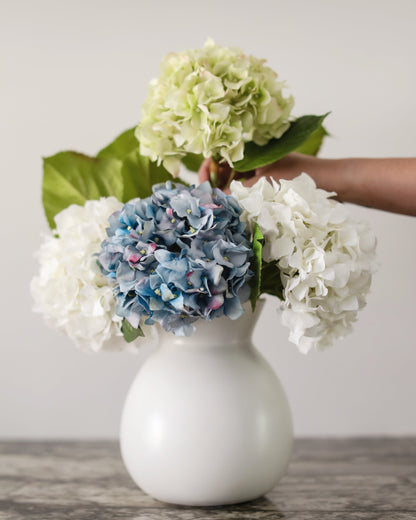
[198,158,211,183]
[243,175,263,187]
[198,157,256,190]
[198,158,238,189]
[223,172,260,195]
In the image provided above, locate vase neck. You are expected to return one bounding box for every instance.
[157,300,265,348]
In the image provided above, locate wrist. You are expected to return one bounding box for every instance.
[306,157,351,201]
[334,158,370,205]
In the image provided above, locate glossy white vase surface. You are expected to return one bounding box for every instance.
[120,302,293,506]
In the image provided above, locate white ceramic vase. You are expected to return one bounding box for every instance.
[120,302,293,506]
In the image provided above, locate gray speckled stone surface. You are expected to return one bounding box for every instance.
[0,438,415,519]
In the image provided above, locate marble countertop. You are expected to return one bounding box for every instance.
[1,438,415,519]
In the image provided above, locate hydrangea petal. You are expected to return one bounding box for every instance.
[136,40,293,174]
[99,182,253,335]
[231,173,377,352]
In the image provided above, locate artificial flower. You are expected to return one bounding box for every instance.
[136,39,294,175]
[231,174,377,353]
[99,182,253,336]
[31,197,125,352]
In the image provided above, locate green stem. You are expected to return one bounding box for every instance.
[209,160,219,187]
[224,169,236,191]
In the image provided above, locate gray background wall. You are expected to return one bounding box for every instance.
[1,0,415,438]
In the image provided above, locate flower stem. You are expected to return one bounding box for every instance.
[209,160,219,187]
[224,170,236,191]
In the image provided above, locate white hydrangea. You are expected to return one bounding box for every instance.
[136,39,294,176]
[31,197,125,352]
[231,174,377,353]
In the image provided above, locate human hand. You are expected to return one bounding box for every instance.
[198,153,321,194]
[199,153,416,216]
[198,158,255,192]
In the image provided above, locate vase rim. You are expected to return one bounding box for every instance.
[156,298,266,347]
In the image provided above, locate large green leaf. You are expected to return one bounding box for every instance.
[97,127,139,160]
[42,152,123,229]
[249,224,264,311]
[295,124,329,156]
[120,150,175,202]
[234,113,330,172]
[98,128,174,202]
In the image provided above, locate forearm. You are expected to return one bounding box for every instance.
[257,155,416,216]
[336,158,416,216]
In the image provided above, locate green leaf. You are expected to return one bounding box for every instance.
[97,127,139,160]
[121,318,145,343]
[42,152,123,229]
[181,153,205,172]
[249,224,264,311]
[295,124,329,156]
[120,150,174,202]
[234,113,330,172]
[260,262,284,301]
[98,127,175,202]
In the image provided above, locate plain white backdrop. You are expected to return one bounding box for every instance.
[1,0,415,438]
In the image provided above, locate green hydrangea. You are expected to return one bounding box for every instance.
[136,39,294,176]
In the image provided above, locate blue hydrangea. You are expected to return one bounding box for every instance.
[99,182,253,336]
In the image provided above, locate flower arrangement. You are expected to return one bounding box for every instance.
[31,40,376,353]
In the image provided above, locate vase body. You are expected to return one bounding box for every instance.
[120,303,293,506]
